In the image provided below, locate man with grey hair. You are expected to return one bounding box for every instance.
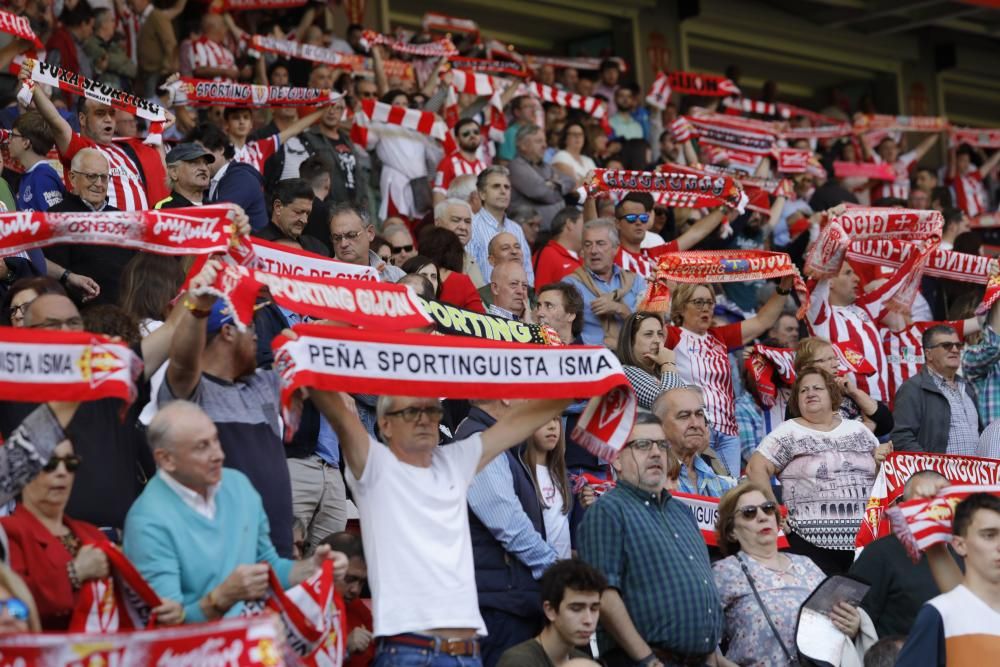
[652,387,734,498]
[435,197,485,287]
[447,174,482,214]
[508,124,576,230]
[329,203,404,282]
[563,218,645,347]
[470,166,535,285]
[310,388,571,664]
[155,142,213,209]
[46,147,130,304]
[123,400,348,625]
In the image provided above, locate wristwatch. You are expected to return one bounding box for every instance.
[59,269,71,286]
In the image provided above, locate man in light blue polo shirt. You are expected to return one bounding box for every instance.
[563,218,646,347]
[469,166,535,285]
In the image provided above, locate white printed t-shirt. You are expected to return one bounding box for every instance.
[346,434,487,637]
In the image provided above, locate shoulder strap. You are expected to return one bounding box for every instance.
[570,267,601,298]
[619,269,636,295]
[737,554,797,663]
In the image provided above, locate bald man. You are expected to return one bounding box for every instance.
[489,261,531,322]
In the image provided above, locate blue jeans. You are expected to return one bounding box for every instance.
[374,641,483,667]
[710,429,741,477]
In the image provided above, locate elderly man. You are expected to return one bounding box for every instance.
[329,203,405,282]
[563,219,646,347]
[123,400,348,624]
[535,282,584,346]
[653,388,734,498]
[45,148,132,305]
[534,208,583,290]
[488,261,531,322]
[578,412,722,667]
[508,125,576,230]
[383,223,417,267]
[434,197,484,287]
[470,166,535,285]
[256,178,330,255]
[155,142,213,208]
[310,384,570,665]
[892,324,982,454]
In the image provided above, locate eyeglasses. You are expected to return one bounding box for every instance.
[71,171,110,184]
[384,405,445,422]
[27,316,85,331]
[620,213,650,224]
[9,132,24,141]
[8,303,29,319]
[331,230,363,244]
[626,438,670,452]
[737,501,778,520]
[928,341,964,352]
[391,244,414,255]
[687,298,715,310]
[0,598,29,622]
[42,454,82,473]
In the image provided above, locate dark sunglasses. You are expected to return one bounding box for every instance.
[928,341,964,352]
[737,501,778,520]
[42,454,82,473]
[620,213,650,224]
[391,244,414,255]
[0,598,29,622]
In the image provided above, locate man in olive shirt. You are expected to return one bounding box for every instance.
[498,560,605,667]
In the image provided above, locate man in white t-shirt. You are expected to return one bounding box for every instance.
[312,390,572,666]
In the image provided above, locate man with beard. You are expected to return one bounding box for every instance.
[434,119,489,205]
[155,143,214,209]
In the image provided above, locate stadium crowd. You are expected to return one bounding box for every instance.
[0,0,997,666]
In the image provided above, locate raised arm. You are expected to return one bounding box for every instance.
[277,107,325,145]
[675,207,724,251]
[165,260,219,399]
[478,398,572,472]
[371,45,389,96]
[21,64,73,153]
[310,389,371,480]
[741,275,793,344]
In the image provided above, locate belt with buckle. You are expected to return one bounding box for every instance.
[651,646,713,666]
[379,633,480,657]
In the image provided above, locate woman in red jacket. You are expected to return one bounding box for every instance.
[1,439,111,630]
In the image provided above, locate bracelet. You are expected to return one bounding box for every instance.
[637,653,658,667]
[776,286,791,296]
[182,298,212,319]
[59,270,71,286]
[67,561,81,590]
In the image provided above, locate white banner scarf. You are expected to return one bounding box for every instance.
[169,77,342,108]
[250,237,379,282]
[0,327,142,406]
[846,239,993,285]
[249,34,351,67]
[950,126,1000,149]
[0,205,237,256]
[273,324,637,461]
[360,30,456,57]
[685,112,777,155]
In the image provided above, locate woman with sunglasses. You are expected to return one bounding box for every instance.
[0,439,112,630]
[667,280,794,477]
[747,367,880,576]
[616,312,682,409]
[712,481,861,667]
[0,564,40,633]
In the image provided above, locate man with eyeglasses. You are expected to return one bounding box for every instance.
[45,148,132,305]
[328,203,405,282]
[892,324,982,455]
[611,192,724,280]
[383,223,417,267]
[310,383,571,667]
[652,387,734,499]
[578,412,722,667]
[434,119,488,206]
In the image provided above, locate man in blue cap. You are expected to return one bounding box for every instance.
[155,142,215,209]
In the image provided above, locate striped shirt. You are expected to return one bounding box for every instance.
[963,325,1000,425]
[62,134,148,211]
[469,207,535,284]
[869,150,917,202]
[120,3,153,65]
[578,481,722,655]
[949,168,989,217]
[433,152,487,194]
[882,320,965,408]
[190,36,236,80]
[806,278,889,402]
[232,135,281,174]
[615,241,679,280]
[666,323,744,435]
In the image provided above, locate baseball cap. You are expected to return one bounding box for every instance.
[166,142,216,165]
[205,299,235,334]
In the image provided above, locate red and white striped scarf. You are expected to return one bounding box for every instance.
[21,58,166,144]
[772,147,815,174]
[351,99,457,153]
[723,97,790,119]
[529,82,607,119]
[249,34,350,67]
[886,485,1000,562]
[745,344,796,408]
[685,111,777,155]
[449,68,497,96]
[854,114,950,134]
[949,126,1000,149]
[169,77,341,108]
[70,543,160,632]
[422,12,480,39]
[273,324,637,461]
[360,30,456,57]
[660,163,769,213]
[645,71,741,110]
[448,56,529,78]
[587,168,747,212]
[0,327,142,407]
[0,10,43,48]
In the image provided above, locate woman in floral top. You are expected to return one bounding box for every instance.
[712,481,860,666]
